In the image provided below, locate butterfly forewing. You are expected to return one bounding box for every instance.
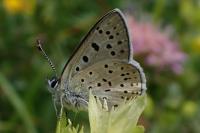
[61,9,131,84]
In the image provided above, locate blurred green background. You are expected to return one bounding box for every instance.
[0,0,200,133]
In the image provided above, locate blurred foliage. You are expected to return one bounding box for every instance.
[0,0,200,133]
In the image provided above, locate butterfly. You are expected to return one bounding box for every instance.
[37,8,146,115]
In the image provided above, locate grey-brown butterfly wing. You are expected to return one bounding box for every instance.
[60,9,146,108]
[61,9,132,84]
[68,59,146,108]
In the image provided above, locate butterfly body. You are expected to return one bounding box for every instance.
[46,9,146,112]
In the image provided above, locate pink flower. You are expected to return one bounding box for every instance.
[126,15,186,74]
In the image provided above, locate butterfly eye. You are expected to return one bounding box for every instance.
[48,77,59,89]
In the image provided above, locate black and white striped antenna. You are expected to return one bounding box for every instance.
[36,39,58,77]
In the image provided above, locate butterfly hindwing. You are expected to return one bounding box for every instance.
[69,59,144,108]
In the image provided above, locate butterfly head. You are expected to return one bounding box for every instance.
[48,76,59,89]
[47,76,60,94]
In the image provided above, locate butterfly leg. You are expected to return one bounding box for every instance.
[53,97,59,117]
[52,95,60,118]
[56,94,64,119]
[52,94,64,119]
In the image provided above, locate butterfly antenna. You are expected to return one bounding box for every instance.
[36,39,58,77]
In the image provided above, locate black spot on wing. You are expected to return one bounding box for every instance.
[108,81,112,86]
[118,41,122,45]
[76,66,79,71]
[99,29,103,34]
[121,74,125,76]
[106,31,110,35]
[120,50,124,53]
[102,78,107,82]
[124,90,128,93]
[97,83,101,87]
[110,51,115,56]
[91,43,99,51]
[108,70,113,73]
[109,35,114,39]
[106,44,112,49]
[82,56,89,62]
